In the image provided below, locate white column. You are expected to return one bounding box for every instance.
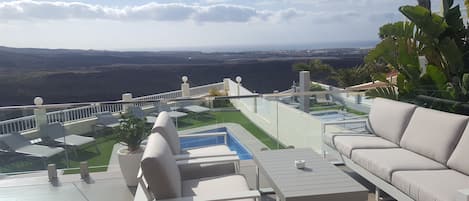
[223,78,230,94]
[122,93,133,113]
[33,97,47,128]
[181,76,190,97]
[419,56,428,77]
[236,76,242,96]
[299,71,310,112]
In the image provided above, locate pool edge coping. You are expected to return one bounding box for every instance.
[179,123,269,157]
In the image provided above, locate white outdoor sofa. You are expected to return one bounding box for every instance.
[322,97,469,201]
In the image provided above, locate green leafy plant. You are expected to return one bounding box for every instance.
[331,65,375,88]
[293,59,379,88]
[310,83,326,91]
[114,114,149,152]
[208,88,227,96]
[208,88,231,108]
[293,59,335,84]
[366,0,469,114]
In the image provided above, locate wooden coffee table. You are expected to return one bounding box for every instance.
[254,148,367,201]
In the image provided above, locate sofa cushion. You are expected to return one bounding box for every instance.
[351,148,446,182]
[368,98,417,144]
[334,135,398,158]
[392,170,469,201]
[141,133,182,199]
[182,175,253,201]
[400,107,468,164]
[447,123,469,175]
[152,111,181,154]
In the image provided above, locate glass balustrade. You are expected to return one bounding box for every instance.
[0,82,373,178]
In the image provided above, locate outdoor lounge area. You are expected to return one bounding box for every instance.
[0,78,468,201]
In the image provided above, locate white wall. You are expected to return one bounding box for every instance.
[228,80,341,153]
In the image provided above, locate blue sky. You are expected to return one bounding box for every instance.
[0,0,465,51]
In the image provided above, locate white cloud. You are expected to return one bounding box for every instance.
[274,8,304,21]
[0,0,304,23]
[124,3,195,21]
[193,5,266,22]
[3,0,453,50]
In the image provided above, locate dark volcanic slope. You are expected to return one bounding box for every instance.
[0,46,365,106]
[0,57,364,106]
[0,61,299,105]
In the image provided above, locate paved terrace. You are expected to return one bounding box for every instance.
[0,79,375,200]
[0,123,377,201]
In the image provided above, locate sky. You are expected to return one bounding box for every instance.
[0,0,465,51]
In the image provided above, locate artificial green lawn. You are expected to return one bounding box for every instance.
[62,133,119,174]
[310,102,367,115]
[178,111,283,149]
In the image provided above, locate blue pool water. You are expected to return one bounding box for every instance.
[180,127,253,160]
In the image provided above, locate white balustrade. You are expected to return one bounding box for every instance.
[0,116,36,134]
[0,82,223,134]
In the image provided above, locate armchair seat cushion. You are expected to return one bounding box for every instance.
[182,174,253,201]
[351,148,446,182]
[333,135,398,158]
[180,162,236,180]
[392,170,469,201]
[183,145,231,155]
[180,145,236,180]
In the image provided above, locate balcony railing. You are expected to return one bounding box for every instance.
[0,82,224,134]
[0,115,36,135]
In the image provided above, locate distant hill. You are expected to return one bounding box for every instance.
[0,46,367,106]
[0,46,226,69]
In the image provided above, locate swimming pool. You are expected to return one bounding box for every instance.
[180,127,253,160]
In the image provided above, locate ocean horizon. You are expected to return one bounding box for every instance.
[117,40,379,53]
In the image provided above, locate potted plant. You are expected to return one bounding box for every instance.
[114,114,149,186]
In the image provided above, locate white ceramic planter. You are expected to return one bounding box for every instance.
[117,146,144,186]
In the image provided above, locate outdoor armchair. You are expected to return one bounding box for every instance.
[135,133,259,201]
[152,111,236,160]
